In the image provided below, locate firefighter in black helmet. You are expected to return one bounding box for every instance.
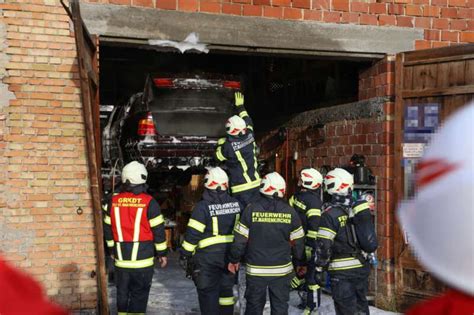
[315,168,378,315]
[228,172,305,315]
[215,92,260,207]
[180,167,243,315]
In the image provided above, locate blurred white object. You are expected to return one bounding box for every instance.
[148,32,209,53]
[398,102,474,295]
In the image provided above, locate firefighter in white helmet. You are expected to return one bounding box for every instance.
[399,103,474,314]
[288,168,324,314]
[103,161,168,314]
[228,172,305,314]
[180,167,243,315]
[215,92,260,208]
[315,168,378,315]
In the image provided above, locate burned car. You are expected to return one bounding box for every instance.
[102,74,240,173]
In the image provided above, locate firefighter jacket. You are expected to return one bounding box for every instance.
[181,190,243,256]
[315,196,377,277]
[229,195,305,277]
[215,104,260,195]
[103,184,167,270]
[289,189,322,250]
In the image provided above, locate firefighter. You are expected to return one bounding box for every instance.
[180,167,242,315]
[398,103,474,314]
[315,168,377,315]
[288,168,323,314]
[228,172,305,315]
[215,92,260,207]
[103,161,168,315]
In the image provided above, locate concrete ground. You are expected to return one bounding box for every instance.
[108,253,399,315]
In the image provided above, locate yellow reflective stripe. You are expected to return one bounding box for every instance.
[235,151,251,183]
[353,203,369,215]
[306,209,321,217]
[292,198,307,210]
[116,242,123,260]
[328,258,363,270]
[102,204,108,211]
[305,246,313,259]
[308,284,320,290]
[188,218,206,233]
[114,206,124,242]
[289,196,295,207]
[106,240,114,247]
[239,110,249,118]
[118,313,127,315]
[253,143,259,180]
[103,215,111,225]
[317,227,336,240]
[131,242,139,261]
[115,257,154,269]
[198,235,234,249]
[246,262,293,276]
[231,179,261,193]
[155,241,167,251]
[182,240,197,252]
[247,125,253,131]
[212,217,218,236]
[218,137,226,145]
[216,146,227,161]
[290,227,305,241]
[149,214,164,228]
[233,214,241,231]
[307,230,318,239]
[234,222,249,238]
[133,208,144,242]
[219,297,235,306]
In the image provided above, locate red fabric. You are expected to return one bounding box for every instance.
[407,290,474,315]
[0,257,68,315]
[111,192,153,241]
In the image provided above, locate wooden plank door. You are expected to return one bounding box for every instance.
[394,44,474,310]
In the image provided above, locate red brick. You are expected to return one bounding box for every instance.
[379,15,396,26]
[303,9,322,20]
[457,8,473,19]
[431,0,447,5]
[468,20,474,31]
[341,12,359,23]
[460,32,474,43]
[156,0,177,9]
[360,14,378,25]
[441,30,459,41]
[132,0,154,7]
[200,1,221,12]
[109,0,131,4]
[415,39,431,49]
[412,0,429,4]
[424,29,440,40]
[312,0,329,10]
[323,11,341,22]
[369,3,386,14]
[254,0,270,4]
[332,0,349,11]
[433,18,449,29]
[388,4,404,15]
[415,17,431,28]
[450,19,467,31]
[351,2,368,13]
[243,4,262,15]
[263,6,283,18]
[448,0,466,6]
[233,0,251,4]
[432,41,450,48]
[292,0,310,9]
[440,7,457,18]
[178,0,198,11]
[397,16,414,27]
[406,5,423,16]
[222,3,242,14]
[284,7,302,19]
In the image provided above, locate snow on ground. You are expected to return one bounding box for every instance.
[108,253,400,315]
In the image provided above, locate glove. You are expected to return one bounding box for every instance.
[234,92,244,107]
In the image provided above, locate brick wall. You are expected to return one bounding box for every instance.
[86,0,474,47]
[0,0,97,310]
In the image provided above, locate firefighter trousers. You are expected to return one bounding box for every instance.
[244,274,292,315]
[304,260,320,313]
[330,274,369,315]
[115,267,154,314]
[193,252,235,315]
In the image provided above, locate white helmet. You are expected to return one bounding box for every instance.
[300,168,323,190]
[122,161,148,185]
[324,168,354,196]
[398,103,474,295]
[204,167,229,191]
[226,115,246,136]
[260,172,286,198]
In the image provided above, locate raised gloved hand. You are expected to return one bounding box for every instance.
[235,92,244,107]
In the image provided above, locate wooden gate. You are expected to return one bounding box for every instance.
[394,44,474,310]
[61,0,108,313]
